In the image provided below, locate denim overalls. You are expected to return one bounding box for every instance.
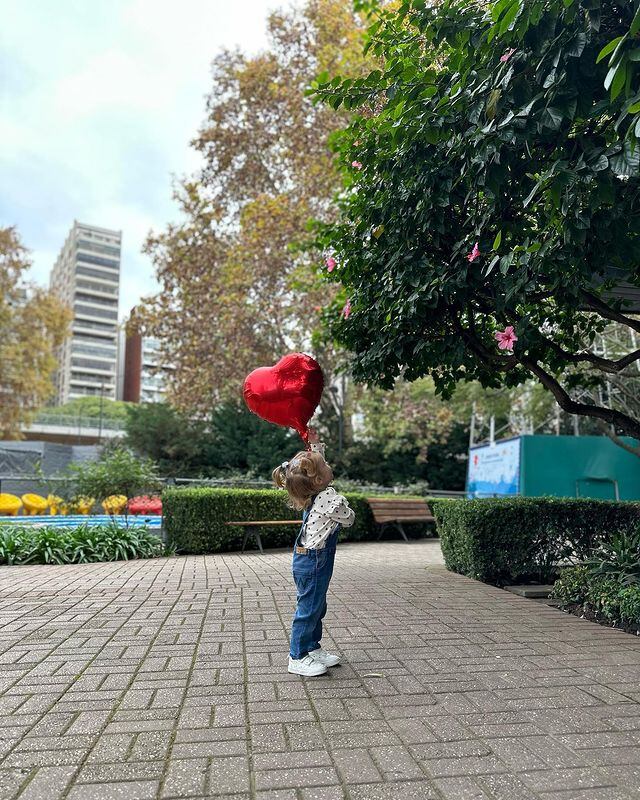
[289,497,340,660]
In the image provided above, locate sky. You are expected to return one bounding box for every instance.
[0,0,287,318]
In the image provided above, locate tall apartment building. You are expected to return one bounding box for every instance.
[49,221,121,405]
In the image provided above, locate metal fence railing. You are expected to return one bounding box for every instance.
[31,413,126,431]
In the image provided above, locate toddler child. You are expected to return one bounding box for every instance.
[272,429,355,676]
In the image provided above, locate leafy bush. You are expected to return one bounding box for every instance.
[0,522,165,565]
[549,566,590,606]
[162,487,433,554]
[71,446,162,502]
[586,528,640,586]
[619,586,640,626]
[589,578,624,622]
[432,497,640,585]
[551,566,640,630]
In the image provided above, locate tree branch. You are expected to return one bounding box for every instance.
[596,419,640,458]
[539,335,640,374]
[580,290,640,334]
[520,356,640,440]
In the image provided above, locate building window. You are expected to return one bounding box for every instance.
[73,319,118,333]
[70,372,115,386]
[72,332,117,345]
[71,357,115,371]
[76,254,120,270]
[74,303,118,320]
[72,343,117,358]
[74,292,118,308]
[77,239,121,257]
[76,279,118,295]
[76,265,119,282]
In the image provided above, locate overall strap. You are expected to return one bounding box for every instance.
[295,495,317,547]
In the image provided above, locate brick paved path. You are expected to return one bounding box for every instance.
[1,540,640,800]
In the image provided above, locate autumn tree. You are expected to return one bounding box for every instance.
[0,227,71,438]
[138,0,369,420]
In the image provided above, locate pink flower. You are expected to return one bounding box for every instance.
[342,299,352,319]
[500,48,516,63]
[325,256,337,272]
[467,242,480,262]
[351,160,363,170]
[495,325,518,351]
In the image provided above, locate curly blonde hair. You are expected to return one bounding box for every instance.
[272,450,328,510]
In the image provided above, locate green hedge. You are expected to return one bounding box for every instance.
[162,487,432,554]
[431,497,640,586]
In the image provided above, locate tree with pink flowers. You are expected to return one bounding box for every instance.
[313,0,640,443]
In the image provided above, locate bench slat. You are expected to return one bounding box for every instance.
[367,497,434,527]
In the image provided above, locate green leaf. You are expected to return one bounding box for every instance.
[498,0,521,34]
[486,89,501,120]
[483,254,500,277]
[492,230,502,250]
[541,106,564,130]
[630,5,640,37]
[610,142,640,176]
[610,62,627,101]
[425,127,440,144]
[596,36,624,64]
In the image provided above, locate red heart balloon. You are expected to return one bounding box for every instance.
[243,353,324,444]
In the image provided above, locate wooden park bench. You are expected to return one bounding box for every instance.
[367,497,435,543]
[226,519,301,553]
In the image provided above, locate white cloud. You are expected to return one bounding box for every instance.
[0,0,287,315]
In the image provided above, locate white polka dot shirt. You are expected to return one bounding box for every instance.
[300,443,356,550]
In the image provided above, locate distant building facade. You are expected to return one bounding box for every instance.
[49,221,121,404]
[117,313,171,404]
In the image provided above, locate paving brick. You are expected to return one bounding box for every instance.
[332,747,382,783]
[66,781,160,799]
[16,765,76,800]
[160,758,208,798]
[254,766,340,791]
[208,756,251,795]
[348,780,441,799]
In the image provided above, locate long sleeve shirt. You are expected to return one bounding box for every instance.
[300,441,356,549]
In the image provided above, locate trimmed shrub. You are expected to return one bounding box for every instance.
[162,487,434,554]
[431,497,640,586]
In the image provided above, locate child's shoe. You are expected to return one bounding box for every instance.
[308,647,341,667]
[288,655,328,677]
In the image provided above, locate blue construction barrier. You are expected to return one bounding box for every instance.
[0,514,162,530]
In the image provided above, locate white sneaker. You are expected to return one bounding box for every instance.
[308,647,341,667]
[288,654,328,677]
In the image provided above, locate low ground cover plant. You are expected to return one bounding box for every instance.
[0,521,166,565]
[551,528,640,635]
